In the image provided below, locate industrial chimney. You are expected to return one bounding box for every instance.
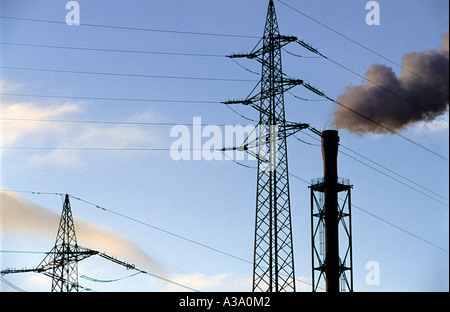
[310,130,353,292]
[322,130,340,292]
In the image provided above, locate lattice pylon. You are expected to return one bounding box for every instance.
[35,194,93,292]
[252,0,295,292]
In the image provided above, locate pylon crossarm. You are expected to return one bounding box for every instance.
[98,252,136,270]
[223,75,302,116]
[281,122,309,139]
[228,35,296,64]
[296,39,327,58]
[308,126,323,138]
[33,246,98,271]
[1,267,37,275]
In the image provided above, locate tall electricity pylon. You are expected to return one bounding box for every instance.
[224,0,307,292]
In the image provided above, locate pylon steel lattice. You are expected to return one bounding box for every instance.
[224,0,307,292]
[253,1,295,292]
[37,194,96,292]
[1,195,98,292]
[1,194,142,292]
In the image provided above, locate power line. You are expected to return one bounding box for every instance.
[131,269,199,292]
[292,130,449,206]
[218,157,449,254]
[3,9,446,93]
[4,16,445,159]
[0,66,257,83]
[296,83,449,161]
[338,145,449,204]
[340,149,448,206]
[235,41,447,123]
[224,95,449,205]
[225,44,448,161]
[80,270,199,292]
[0,16,259,39]
[2,19,445,128]
[4,95,446,204]
[323,56,449,124]
[4,181,447,256]
[0,251,198,292]
[3,22,445,119]
[3,29,445,131]
[330,96,449,161]
[222,106,448,247]
[0,93,220,104]
[276,0,449,93]
[0,146,187,151]
[68,194,253,265]
[2,13,447,122]
[2,5,448,274]
[0,250,49,254]
[0,117,228,127]
[0,42,226,58]
[8,125,442,191]
[2,114,447,204]
[351,203,449,254]
[0,276,26,292]
[0,189,313,288]
[79,272,141,283]
[228,56,327,102]
[286,48,449,124]
[1,174,448,291]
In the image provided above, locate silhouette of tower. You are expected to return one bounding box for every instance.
[224,0,306,291]
[252,0,295,292]
[1,194,154,291]
[35,194,96,292]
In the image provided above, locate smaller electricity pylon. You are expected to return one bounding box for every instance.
[1,194,134,292]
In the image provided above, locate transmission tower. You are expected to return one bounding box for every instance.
[1,195,98,291]
[1,194,139,292]
[42,194,94,291]
[223,0,308,292]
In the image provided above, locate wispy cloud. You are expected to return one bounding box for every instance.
[0,101,83,146]
[0,80,23,93]
[163,272,313,292]
[1,80,164,167]
[164,272,252,292]
[0,191,163,273]
[1,192,258,291]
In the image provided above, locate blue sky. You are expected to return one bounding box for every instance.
[0,0,448,292]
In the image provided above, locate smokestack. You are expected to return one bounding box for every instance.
[310,130,353,292]
[322,130,340,293]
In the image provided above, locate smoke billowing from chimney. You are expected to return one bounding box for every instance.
[332,32,449,135]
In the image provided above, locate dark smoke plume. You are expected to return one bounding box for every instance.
[332,32,449,135]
